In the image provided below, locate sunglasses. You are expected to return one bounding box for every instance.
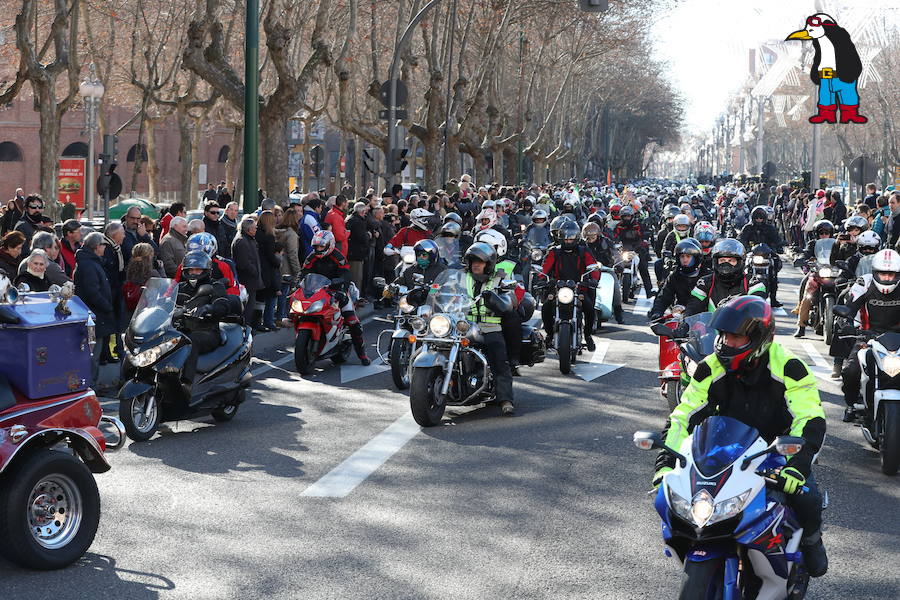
[806,16,835,27]
[27,204,42,210]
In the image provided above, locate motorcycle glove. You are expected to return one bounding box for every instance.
[775,466,806,495]
[652,467,672,489]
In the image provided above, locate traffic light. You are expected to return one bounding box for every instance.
[310,145,324,177]
[362,149,375,174]
[579,0,608,12]
[389,148,408,174]
[102,134,118,165]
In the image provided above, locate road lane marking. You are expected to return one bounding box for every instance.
[773,307,787,316]
[301,412,420,498]
[573,340,623,382]
[250,354,295,377]
[340,356,390,384]
[801,342,836,383]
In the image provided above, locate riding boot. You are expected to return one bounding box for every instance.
[583,311,596,352]
[801,530,829,577]
[346,315,371,365]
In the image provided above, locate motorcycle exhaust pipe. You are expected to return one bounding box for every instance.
[461,347,490,403]
[99,415,127,451]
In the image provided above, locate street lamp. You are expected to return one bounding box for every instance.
[79,64,104,221]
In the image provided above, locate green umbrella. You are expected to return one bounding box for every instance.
[107,198,160,221]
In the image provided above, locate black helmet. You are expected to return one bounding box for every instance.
[550,214,575,243]
[438,221,461,238]
[751,206,767,222]
[464,241,497,282]
[182,250,212,285]
[559,220,582,252]
[413,239,439,267]
[619,206,635,222]
[709,295,775,374]
[443,212,463,226]
[588,212,606,226]
[663,204,680,219]
[844,215,868,233]
[813,219,834,237]
[674,238,702,276]
[711,238,746,283]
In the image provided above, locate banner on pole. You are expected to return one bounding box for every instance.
[58,158,86,208]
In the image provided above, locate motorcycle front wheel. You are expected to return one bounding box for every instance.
[409,367,446,427]
[678,557,724,600]
[823,296,835,345]
[389,338,412,390]
[880,402,900,476]
[666,380,681,412]
[119,390,160,442]
[621,273,633,302]
[294,330,317,375]
[558,322,573,374]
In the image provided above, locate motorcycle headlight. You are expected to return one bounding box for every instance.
[690,489,715,528]
[623,251,636,262]
[668,488,693,524]
[291,299,305,313]
[399,296,414,314]
[818,267,834,278]
[557,287,575,304]
[752,255,768,265]
[709,489,752,525]
[410,317,427,332]
[292,299,324,315]
[881,354,900,378]
[429,314,452,337]
[531,249,544,261]
[128,337,180,367]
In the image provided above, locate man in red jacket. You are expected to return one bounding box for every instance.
[324,195,350,256]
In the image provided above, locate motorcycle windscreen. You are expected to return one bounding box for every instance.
[691,416,761,478]
[855,254,875,277]
[684,312,716,359]
[300,273,331,297]
[814,238,836,265]
[524,226,551,248]
[594,271,615,319]
[434,237,462,269]
[427,269,472,319]
[130,277,178,338]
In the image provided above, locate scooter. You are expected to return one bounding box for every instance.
[290,273,354,374]
[118,278,253,442]
[0,280,124,569]
[634,418,814,599]
[834,306,900,475]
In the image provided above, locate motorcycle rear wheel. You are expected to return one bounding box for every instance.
[409,367,446,427]
[678,558,725,600]
[823,297,835,345]
[558,322,573,374]
[880,402,900,476]
[294,330,317,375]
[119,391,159,442]
[389,338,412,390]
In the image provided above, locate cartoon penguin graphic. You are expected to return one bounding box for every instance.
[786,13,867,124]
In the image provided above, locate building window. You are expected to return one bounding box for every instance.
[61,142,88,158]
[217,145,230,163]
[126,144,148,162]
[0,142,23,162]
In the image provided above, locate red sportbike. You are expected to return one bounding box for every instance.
[289,274,353,374]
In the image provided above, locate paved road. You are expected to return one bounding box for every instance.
[2,264,898,599]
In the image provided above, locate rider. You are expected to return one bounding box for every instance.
[739,206,784,307]
[842,230,881,277]
[463,242,517,415]
[541,220,601,351]
[792,220,836,339]
[652,295,828,578]
[829,215,868,264]
[385,208,434,256]
[839,249,900,422]
[175,232,241,296]
[613,205,654,298]
[693,222,718,274]
[648,238,704,322]
[398,239,446,289]
[582,221,624,325]
[686,239,766,315]
[657,214,693,283]
[302,230,371,366]
[654,204,681,255]
[177,251,238,397]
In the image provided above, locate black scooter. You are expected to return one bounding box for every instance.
[117,278,253,442]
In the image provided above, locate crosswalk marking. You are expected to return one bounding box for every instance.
[631,288,652,315]
[800,342,836,383]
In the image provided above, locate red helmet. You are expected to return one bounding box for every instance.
[710,295,774,374]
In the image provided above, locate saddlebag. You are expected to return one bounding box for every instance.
[519,324,546,366]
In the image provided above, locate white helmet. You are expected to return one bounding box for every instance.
[673,214,691,233]
[474,228,508,258]
[856,230,881,255]
[481,200,496,211]
[531,209,549,225]
[476,208,497,230]
[871,249,900,294]
[410,208,434,230]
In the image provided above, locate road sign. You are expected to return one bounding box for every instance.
[379,109,408,121]
[378,80,409,108]
[849,156,878,186]
[762,161,777,179]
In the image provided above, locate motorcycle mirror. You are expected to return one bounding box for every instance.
[633,431,662,450]
[17,283,30,294]
[651,323,673,338]
[774,436,805,456]
[500,278,517,290]
[832,305,851,319]
[373,277,387,289]
[413,273,425,285]
[834,260,849,271]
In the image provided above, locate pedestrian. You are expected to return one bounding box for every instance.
[122,242,163,315]
[324,195,350,256]
[14,250,52,292]
[202,183,218,206]
[217,181,232,207]
[23,231,69,285]
[159,202,186,238]
[202,202,233,259]
[863,183,879,210]
[299,197,323,260]
[121,206,157,263]
[188,218,205,235]
[160,216,189,277]
[232,216,264,326]
[73,232,115,385]
[276,208,302,323]
[345,201,369,295]
[872,195,891,242]
[59,219,83,277]
[1,188,25,235]
[60,198,76,222]
[101,222,127,363]
[141,215,160,245]
[255,210,282,331]
[221,201,240,230]
[0,230,25,277]
[14,194,53,253]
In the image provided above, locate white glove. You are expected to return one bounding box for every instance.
[384,246,398,256]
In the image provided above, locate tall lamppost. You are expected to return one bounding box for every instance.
[79,64,104,221]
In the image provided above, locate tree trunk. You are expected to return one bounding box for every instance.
[423,137,439,190]
[225,124,243,197]
[146,120,160,202]
[492,148,504,185]
[302,117,313,192]
[533,157,546,185]
[176,106,194,207]
[260,114,288,202]
[190,115,204,201]
[130,115,147,197]
[353,134,364,198]
[37,92,62,218]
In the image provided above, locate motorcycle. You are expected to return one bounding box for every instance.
[118,278,253,442]
[534,264,600,374]
[634,417,814,599]
[593,266,619,327]
[616,245,641,302]
[651,311,716,412]
[0,282,124,569]
[748,243,777,302]
[795,239,839,344]
[407,269,544,426]
[374,275,429,390]
[290,274,356,374]
[520,226,551,296]
[833,306,900,475]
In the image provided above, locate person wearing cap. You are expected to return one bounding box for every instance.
[73,232,115,385]
[59,219,83,277]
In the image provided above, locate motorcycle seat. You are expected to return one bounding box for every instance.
[196,324,245,373]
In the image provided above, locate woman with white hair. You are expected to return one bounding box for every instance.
[14,249,52,292]
[22,230,69,285]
